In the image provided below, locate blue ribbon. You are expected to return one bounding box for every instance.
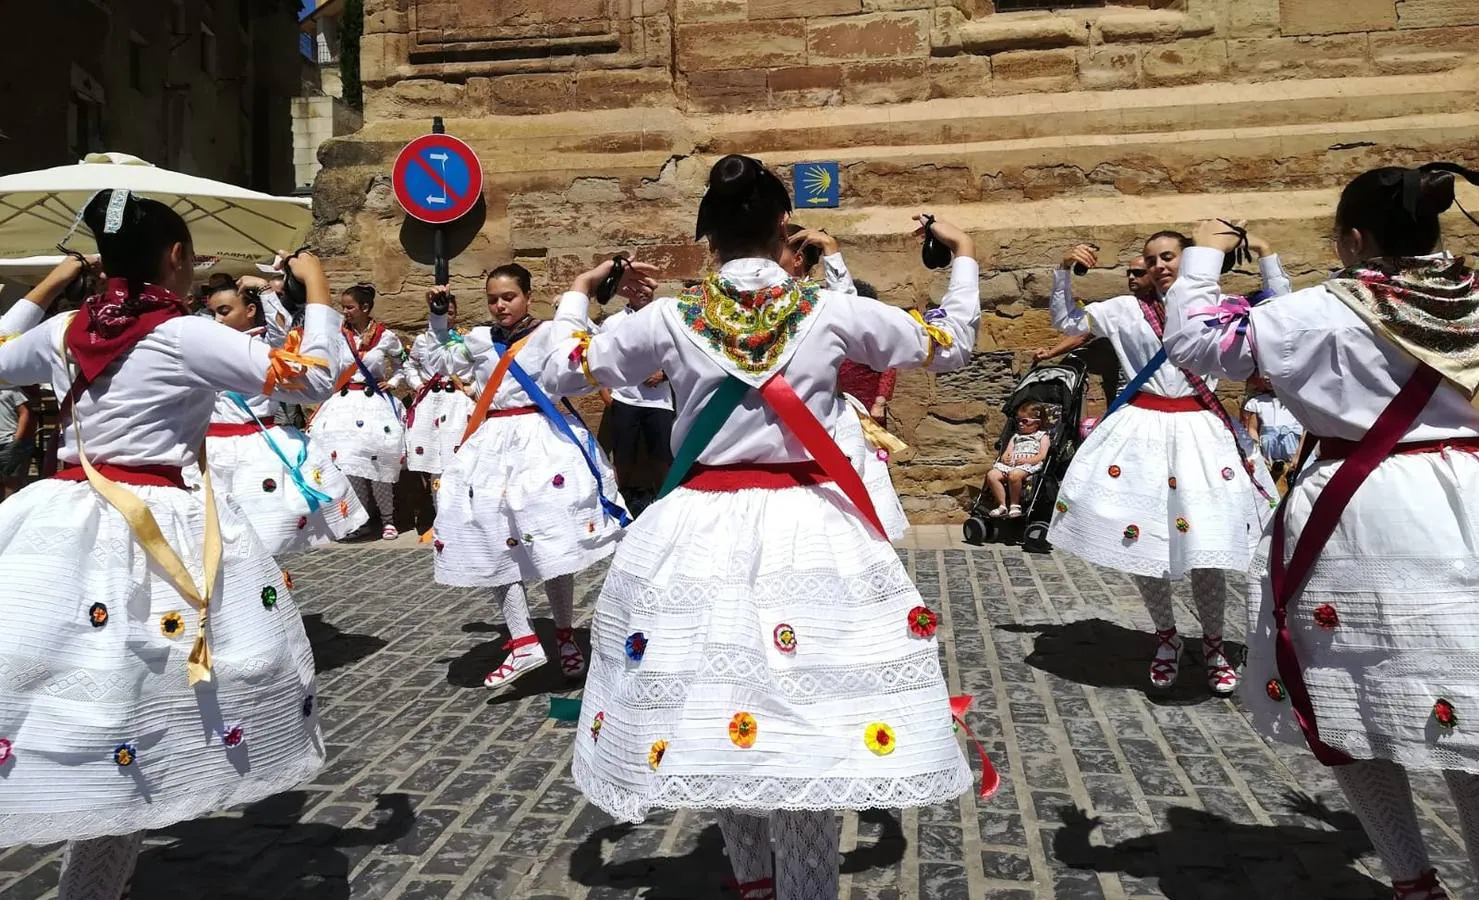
[345,339,403,422]
[492,343,630,527]
[226,393,334,512]
[1103,348,1166,419]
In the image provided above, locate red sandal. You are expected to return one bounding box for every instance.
[1149,628,1182,689]
[556,627,586,678]
[483,634,547,690]
[727,877,775,900]
[1394,869,1448,900]
[1202,635,1239,697]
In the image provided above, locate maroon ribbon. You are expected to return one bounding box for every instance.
[1269,364,1441,766]
[405,373,445,429]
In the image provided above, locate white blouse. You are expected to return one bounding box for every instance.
[1165,246,1479,443]
[334,324,403,385]
[0,301,344,468]
[392,329,475,395]
[422,317,571,410]
[537,256,981,468]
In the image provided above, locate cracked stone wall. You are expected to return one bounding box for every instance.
[314,0,1479,522]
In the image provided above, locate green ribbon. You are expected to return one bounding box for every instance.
[657,376,751,499]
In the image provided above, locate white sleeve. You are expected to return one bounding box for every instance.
[1258,254,1294,299]
[821,253,857,296]
[1163,246,1256,381]
[258,290,292,348]
[0,314,62,389]
[539,293,668,396]
[425,316,490,376]
[1050,269,1092,337]
[175,304,345,403]
[842,256,980,374]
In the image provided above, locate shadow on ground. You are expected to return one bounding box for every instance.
[568,809,907,898]
[130,791,415,899]
[444,618,591,704]
[1000,618,1246,706]
[301,614,389,674]
[1051,790,1387,898]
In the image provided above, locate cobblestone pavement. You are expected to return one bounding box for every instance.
[1,543,1471,899]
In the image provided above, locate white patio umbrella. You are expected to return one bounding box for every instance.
[0,153,312,263]
[0,254,260,289]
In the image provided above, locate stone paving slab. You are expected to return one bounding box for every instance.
[0,544,1469,899]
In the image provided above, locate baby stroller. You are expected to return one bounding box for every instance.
[963,353,1089,553]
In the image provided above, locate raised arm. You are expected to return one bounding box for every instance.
[1050,245,1098,337]
[1248,231,1294,298]
[423,288,489,377]
[1163,232,1256,381]
[0,257,95,387]
[788,228,856,295]
[540,260,665,397]
[176,252,345,403]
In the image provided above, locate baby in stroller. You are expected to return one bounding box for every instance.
[983,401,1052,518]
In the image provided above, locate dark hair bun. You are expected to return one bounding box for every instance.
[710,155,758,198]
[353,282,377,301]
[1416,170,1457,219]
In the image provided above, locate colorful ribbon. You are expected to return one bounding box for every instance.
[1189,294,1252,353]
[949,695,1000,799]
[225,393,333,512]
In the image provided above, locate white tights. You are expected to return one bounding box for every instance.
[495,575,575,642]
[59,833,142,900]
[1332,758,1479,889]
[716,809,841,899]
[1131,569,1227,637]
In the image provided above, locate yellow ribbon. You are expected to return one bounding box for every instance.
[858,413,909,456]
[910,310,955,366]
[58,314,223,685]
[571,330,599,388]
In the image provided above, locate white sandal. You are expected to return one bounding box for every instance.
[484,635,547,690]
[987,505,1008,518]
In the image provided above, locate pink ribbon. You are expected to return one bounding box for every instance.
[1189,294,1251,353]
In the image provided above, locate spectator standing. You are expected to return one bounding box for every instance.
[0,387,33,500]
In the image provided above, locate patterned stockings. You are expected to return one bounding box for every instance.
[59,833,142,900]
[715,809,841,899]
[1332,758,1479,896]
[1131,569,1227,636]
[544,575,575,630]
[348,475,395,524]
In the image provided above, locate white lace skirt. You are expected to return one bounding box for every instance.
[405,387,474,475]
[572,481,972,824]
[433,410,624,588]
[1047,404,1274,579]
[835,395,909,542]
[185,428,368,555]
[0,479,325,846]
[1242,450,1479,773]
[308,388,405,483]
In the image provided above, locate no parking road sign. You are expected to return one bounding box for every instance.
[392,133,484,225]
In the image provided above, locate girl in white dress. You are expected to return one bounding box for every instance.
[1165,165,1479,900]
[0,191,339,899]
[984,402,1052,518]
[1046,238,1289,695]
[539,155,980,900]
[394,294,475,515]
[422,266,627,692]
[194,278,368,554]
[308,284,405,540]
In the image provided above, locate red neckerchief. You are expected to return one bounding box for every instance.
[342,320,384,354]
[65,277,187,388]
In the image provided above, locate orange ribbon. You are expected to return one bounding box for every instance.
[262,330,329,395]
[459,335,532,449]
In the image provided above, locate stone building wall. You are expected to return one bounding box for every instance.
[313,0,1479,521]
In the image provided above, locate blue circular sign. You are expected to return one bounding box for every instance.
[392,134,484,225]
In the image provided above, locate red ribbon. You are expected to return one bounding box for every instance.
[756,374,886,540]
[949,694,1000,799]
[1269,364,1441,766]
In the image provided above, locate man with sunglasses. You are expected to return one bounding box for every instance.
[1030,254,1157,401]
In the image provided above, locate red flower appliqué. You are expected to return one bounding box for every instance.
[1313,604,1339,629]
[1221,467,1235,481]
[553,474,565,488]
[1266,679,1287,702]
[1123,524,1140,541]
[1434,699,1458,730]
[222,725,245,748]
[908,606,939,638]
[1107,465,1122,478]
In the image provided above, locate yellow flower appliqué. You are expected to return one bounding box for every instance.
[648,739,668,770]
[865,722,896,756]
[160,611,185,638]
[728,712,757,748]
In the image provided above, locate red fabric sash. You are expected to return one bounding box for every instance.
[206,419,275,438]
[62,279,186,410]
[485,406,539,420]
[1129,393,1203,413]
[1314,434,1479,460]
[758,375,886,539]
[405,374,445,428]
[1270,364,1441,766]
[682,461,832,492]
[54,463,187,489]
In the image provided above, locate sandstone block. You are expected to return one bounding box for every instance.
[489,73,578,114]
[807,11,930,62]
[1372,25,1479,72]
[1227,0,1282,36]
[676,0,748,21]
[927,54,992,98]
[677,20,806,72]
[954,14,1088,53]
[769,65,844,106]
[750,0,861,17]
[1225,34,1371,80]
[1093,9,1215,43]
[572,68,675,108]
[1142,39,1229,86]
[1077,46,1142,90]
[1396,0,1479,28]
[1279,0,1395,35]
[864,0,934,10]
[990,48,1079,88]
[684,68,770,112]
[841,59,930,104]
